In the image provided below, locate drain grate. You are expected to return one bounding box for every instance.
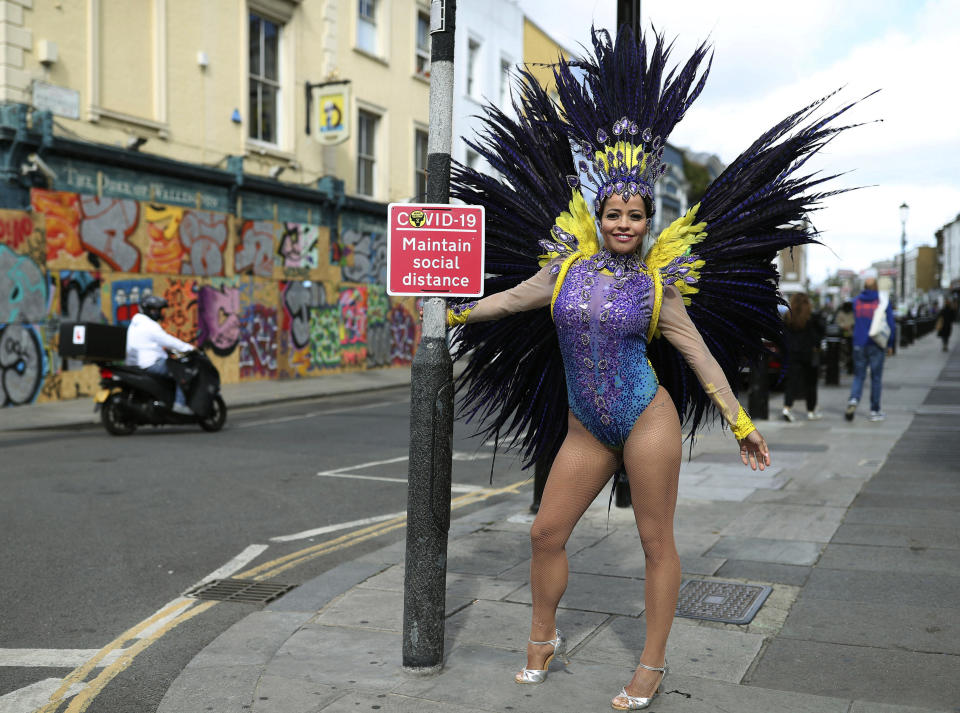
[675,580,772,625]
[185,578,296,605]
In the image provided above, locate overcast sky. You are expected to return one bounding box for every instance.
[515,0,960,282]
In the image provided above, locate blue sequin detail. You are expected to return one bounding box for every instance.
[554,258,658,449]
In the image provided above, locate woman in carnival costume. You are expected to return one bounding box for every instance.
[446,26,865,710]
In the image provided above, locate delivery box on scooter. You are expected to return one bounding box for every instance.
[59,322,127,361]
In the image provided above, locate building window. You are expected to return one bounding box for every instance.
[465,149,480,172]
[467,39,481,98]
[416,9,431,77]
[415,128,429,201]
[357,110,378,196]
[357,0,378,54]
[500,58,511,106]
[249,13,281,145]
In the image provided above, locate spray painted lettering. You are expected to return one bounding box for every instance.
[79,196,141,272]
[235,221,275,277]
[0,323,45,406]
[197,283,241,356]
[0,246,48,324]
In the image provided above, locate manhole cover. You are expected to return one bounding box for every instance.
[185,578,296,605]
[675,580,772,624]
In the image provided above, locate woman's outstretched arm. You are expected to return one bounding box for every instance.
[656,285,771,470]
[446,259,562,326]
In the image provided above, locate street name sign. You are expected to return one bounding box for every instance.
[387,203,485,297]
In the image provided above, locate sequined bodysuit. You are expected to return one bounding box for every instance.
[552,255,658,448]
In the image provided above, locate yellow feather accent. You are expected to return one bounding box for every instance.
[538,190,599,269]
[550,252,581,318]
[644,202,708,306]
[595,141,646,174]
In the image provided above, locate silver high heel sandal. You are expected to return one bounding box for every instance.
[611,660,667,710]
[514,628,567,684]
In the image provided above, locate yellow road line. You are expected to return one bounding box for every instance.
[37,477,528,712]
[61,602,216,713]
[36,599,194,713]
[247,477,528,581]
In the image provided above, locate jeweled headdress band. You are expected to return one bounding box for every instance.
[564,116,670,214]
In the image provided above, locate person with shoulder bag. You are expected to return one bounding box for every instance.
[846,277,896,422]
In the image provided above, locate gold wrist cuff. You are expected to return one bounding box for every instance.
[447,301,477,327]
[732,405,756,440]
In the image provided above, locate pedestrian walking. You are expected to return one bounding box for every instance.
[936,299,956,352]
[781,293,824,421]
[834,301,855,373]
[845,276,896,422]
[445,26,864,710]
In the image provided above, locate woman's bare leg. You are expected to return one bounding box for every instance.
[523,411,620,672]
[615,387,682,702]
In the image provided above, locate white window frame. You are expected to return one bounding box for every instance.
[414,125,429,201]
[466,37,482,100]
[248,10,283,148]
[415,7,431,79]
[357,107,381,197]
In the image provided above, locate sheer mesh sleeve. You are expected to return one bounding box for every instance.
[448,259,561,325]
[657,284,753,437]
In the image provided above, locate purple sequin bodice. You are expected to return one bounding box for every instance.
[553,252,659,448]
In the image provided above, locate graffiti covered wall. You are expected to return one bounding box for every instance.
[0,191,418,407]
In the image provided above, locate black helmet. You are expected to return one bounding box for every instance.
[140,295,168,321]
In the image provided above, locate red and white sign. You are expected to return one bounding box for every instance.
[387,203,485,297]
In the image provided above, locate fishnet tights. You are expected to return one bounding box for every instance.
[525,387,682,695]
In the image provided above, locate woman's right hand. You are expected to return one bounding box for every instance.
[738,430,770,471]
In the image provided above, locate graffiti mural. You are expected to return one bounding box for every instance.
[277,223,319,273]
[180,211,229,276]
[235,221,274,277]
[32,190,85,265]
[78,196,141,272]
[338,286,367,366]
[0,212,35,252]
[160,279,198,344]
[389,304,418,365]
[111,279,153,326]
[341,227,386,283]
[197,283,241,356]
[239,304,278,379]
[310,306,341,369]
[366,285,390,367]
[0,323,45,406]
[144,204,186,274]
[0,246,48,324]
[59,271,105,370]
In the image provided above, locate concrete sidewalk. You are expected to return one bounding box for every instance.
[145,333,960,713]
[0,366,414,432]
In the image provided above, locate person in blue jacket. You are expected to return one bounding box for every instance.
[845,276,896,422]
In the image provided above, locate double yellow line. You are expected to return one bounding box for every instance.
[36,477,529,713]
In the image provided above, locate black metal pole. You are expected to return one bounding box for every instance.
[402,0,456,674]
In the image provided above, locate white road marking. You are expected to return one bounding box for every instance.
[236,399,405,429]
[315,471,483,492]
[270,512,408,543]
[0,649,125,667]
[185,544,269,589]
[0,678,87,713]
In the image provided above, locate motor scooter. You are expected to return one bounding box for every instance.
[95,350,227,435]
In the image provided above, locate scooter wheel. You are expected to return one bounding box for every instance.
[199,395,227,432]
[101,393,137,435]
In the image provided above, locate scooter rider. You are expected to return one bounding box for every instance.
[125,295,196,414]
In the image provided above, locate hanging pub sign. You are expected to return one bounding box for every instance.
[309,80,351,145]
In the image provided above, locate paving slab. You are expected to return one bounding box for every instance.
[318,691,497,713]
[719,503,848,542]
[156,664,261,713]
[781,597,960,654]
[269,560,390,613]
[565,531,724,578]
[706,536,823,566]
[847,701,955,713]
[443,598,608,654]
[311,587,475,632]
[744,477,866,507]
[573,616,765,683]
[830,522,960,550]
[252,676,342,713]
[644,673,851,713]
[843,506,960,529]
[853,492,960,510]
[506,571,645,617]
[264,625,405,693]
[445,530,533,576]
[801,568,960,609]
[713,559,811,586]
[747,638,960,710]
[817,543,960,576]
[357,563,525,601]
[673,500,743,535]
[188,611,312,668]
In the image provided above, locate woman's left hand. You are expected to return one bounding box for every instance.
[738,430,770,471]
